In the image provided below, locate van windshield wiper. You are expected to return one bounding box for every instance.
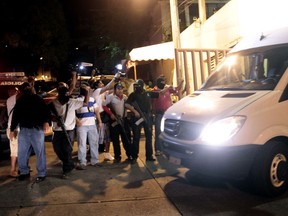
[206,87,244,91]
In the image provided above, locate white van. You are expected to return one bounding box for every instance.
[160,27,288,197]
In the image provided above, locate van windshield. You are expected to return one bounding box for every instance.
[201,46,288,91]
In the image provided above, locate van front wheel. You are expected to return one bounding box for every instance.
[251,141,288,197]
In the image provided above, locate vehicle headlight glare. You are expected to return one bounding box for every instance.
[201,116,246,144]
[160,117,166,132]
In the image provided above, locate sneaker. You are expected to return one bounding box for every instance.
[104,153,114,161]
[155,150,162,156]
[130,158,137,164]
[113,157,121,163]
[92,162,103,167]
[76,164,86,170]
[62,173,68,179]
[146,157,156,162]
[62,169,74,179]
[98,144,105,153]
[35,176,46,183]
[17,173,30,181]
[62,170,73,179]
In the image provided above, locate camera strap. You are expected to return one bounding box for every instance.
[64,103,69,123]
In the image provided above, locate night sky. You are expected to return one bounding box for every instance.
[0,0,157,76]
[61,0,157,50]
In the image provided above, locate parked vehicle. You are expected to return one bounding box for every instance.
[160,27,288,197]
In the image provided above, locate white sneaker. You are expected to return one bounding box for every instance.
[104,153,114,161]
[155,150,162,156]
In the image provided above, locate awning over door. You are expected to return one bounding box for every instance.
[129,42,174,61]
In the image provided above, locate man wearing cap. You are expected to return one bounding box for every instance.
[102,83,132,163]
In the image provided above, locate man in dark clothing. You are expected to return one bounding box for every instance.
[9,82,51,183]
[125,79,155,163]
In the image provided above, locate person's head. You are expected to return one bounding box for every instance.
[27,76,35,86]
[114,83,124,96]
[57,82,70,104]
[93,80,104,89]
[156,76,166,89]
[133,79,144,93]
[79,83,90,96]
[19,82,32,95]
[8,86,19,97]
[57,82,68,89]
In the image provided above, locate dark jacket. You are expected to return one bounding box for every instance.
[10,93,51,131]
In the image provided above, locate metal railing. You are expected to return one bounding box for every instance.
[175,48,230,96]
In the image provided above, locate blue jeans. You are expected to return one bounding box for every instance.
[18,128,46,177]
[77,125,99,165]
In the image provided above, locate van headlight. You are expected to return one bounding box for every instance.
[200,116,246,144]
[160,117,166,132]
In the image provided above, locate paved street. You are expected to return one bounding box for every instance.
[0,135,182,216]
[1,135,288,216]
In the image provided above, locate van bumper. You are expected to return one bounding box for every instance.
[160,136,260,180]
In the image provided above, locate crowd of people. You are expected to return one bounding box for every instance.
[6,71,183,182]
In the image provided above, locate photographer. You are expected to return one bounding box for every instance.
[91,72,122,161]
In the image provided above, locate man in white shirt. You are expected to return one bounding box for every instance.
[50,82,89,179]
[91,73,120,161]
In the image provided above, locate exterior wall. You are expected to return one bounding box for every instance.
[153,59,174,85]
[131,0,288,94]
[181,0,288,50]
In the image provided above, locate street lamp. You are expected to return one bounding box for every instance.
[40,57,44,80]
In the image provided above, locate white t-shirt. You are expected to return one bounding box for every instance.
[6,94,18,129]
[92,88,108,113]
[52,97,84,131]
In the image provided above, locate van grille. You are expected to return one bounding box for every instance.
[164,119,204,140]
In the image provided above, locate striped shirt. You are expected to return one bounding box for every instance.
[76,97,99,126]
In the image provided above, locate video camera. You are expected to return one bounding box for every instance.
[119,72,126,78]
[113,72,126,82]
[69,62,94,75]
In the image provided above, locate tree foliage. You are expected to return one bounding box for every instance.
[62,0,155,73]
[0,0,155,76]
[0,0,69,76]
